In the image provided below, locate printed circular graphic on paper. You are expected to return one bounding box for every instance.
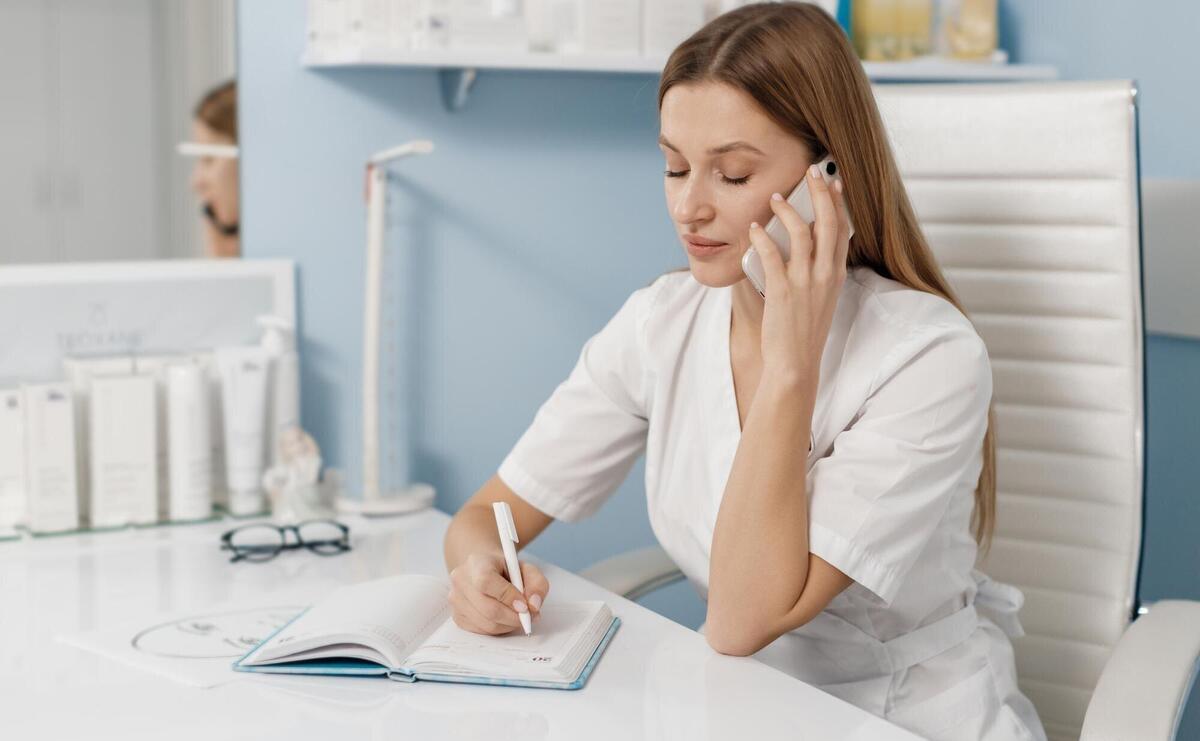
[131,606,304,659]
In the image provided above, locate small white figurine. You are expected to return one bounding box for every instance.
[261,425,324,523]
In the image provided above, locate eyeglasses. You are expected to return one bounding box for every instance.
[219,519,351,563]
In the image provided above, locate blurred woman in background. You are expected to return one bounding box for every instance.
[190,80,239,258]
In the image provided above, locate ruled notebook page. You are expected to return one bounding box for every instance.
[404,600,613,682]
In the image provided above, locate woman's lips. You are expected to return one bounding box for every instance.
[683,235,730,257]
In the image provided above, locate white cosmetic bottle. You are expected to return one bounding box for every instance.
[257,316,301,467]
[642,0,706,55]
[190,351,228,511]
[63,356,134,525]
[0,388,27,536]
[134,354,192,520]
[167,363,213,522]
[23,383,80,534]
[89,373,158,528]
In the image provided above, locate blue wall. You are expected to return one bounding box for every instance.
[238,0,707,624]
[1000,0,1199,178]
[240,0,1200,720]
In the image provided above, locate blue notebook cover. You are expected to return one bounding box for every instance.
[232,609,620,691]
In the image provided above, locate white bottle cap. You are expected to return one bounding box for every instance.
[257,315,295,354]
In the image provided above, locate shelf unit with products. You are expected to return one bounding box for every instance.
[302,1,1055,111]
[302,47,1056,111]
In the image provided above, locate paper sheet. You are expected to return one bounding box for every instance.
[58,601,307,688]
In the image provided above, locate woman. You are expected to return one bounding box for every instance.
[190,80,240,258]
[442,4,1046,740]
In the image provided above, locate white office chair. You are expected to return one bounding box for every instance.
[581,81,1200,741]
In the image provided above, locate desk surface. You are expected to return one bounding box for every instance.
[1,509,918,740]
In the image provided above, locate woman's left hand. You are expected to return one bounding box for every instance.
[747,163,853,389]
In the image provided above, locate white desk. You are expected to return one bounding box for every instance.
[0,509,919,740]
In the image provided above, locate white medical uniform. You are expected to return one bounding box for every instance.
[498,266,1048,741]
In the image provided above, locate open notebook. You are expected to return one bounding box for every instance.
[233,574,620,690]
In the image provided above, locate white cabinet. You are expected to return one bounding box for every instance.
[0,0,163,264]
[55,0,161,263]
[0,0,54,264]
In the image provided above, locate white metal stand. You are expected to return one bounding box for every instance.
[338,139,437,517]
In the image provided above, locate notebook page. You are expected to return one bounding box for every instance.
[404,601,609,681]
[243,575,450,668]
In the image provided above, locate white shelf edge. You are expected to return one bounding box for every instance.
[302,48,670,73]
[301,48,1058,81]
[864,59,1057,81]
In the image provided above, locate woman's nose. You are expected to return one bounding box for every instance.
[672,176,715,224]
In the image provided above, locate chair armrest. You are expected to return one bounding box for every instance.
[1081,600,1200,741]
[579,545,686,602]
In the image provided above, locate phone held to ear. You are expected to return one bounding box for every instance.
[740,156,855,298]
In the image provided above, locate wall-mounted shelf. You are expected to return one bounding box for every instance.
[302,48,1058,110]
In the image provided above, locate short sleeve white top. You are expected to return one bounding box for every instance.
[498,266,1046,741]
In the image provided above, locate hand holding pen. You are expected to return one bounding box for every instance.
[446,502,550,636]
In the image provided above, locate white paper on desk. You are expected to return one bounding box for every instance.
[57,598,308,688]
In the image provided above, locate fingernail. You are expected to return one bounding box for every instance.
[750,221,759,229]
[529,594,542,610]
[809,164,820,178]
[771,192,783,201]
[513,599,528,613]
[834,179,843,193]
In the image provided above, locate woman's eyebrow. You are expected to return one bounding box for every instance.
[657,135,765,156]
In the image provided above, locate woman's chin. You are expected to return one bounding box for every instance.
[686,255,747,288]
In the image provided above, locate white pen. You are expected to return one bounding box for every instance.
[492,501,532,636]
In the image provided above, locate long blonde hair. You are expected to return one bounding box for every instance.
[658,2,996,557]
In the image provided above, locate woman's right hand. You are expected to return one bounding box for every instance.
[448,551,550,636]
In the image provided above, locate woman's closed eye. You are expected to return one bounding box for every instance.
[663,169,752,186]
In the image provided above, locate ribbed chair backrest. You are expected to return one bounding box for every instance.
[874,80,1145,741]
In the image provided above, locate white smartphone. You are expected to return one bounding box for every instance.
[740,156,854,297]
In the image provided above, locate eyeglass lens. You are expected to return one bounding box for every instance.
[296,520,348,554]
[223,520,350,562]
[226,524,286,561]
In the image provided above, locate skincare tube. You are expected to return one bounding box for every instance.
[216,346,270,516]
[89,374,158,528]
[134,354,190,519]
[0,388,27,536]
[63,355,134,524]
[167,363,213,522]
[190,352,228,510]
[22,383,79,534]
